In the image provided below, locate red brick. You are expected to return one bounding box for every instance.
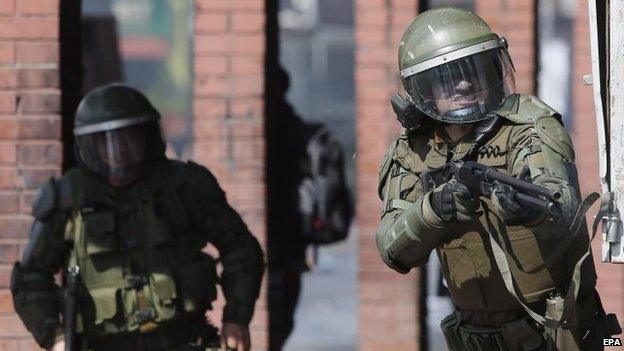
[195,0,262,12]
[0,0,13,15]
[195,34,229,55]
[0,120,17,139]
[0,143,15,163]
[195,76,229,96]
[0,68,17,89]
[355,10,389,28]
[17,68,58,89]
[0,192,18,213]
[0,267,9,289]
[231,34,264,54]
[17,142,61,164]
[0,339,19,351]
[231,13,264,32]
[194,56,228,75]
[17,117,61,139]
[17,92,60,114]
[16,42,58,63]
[0,244,18,264]
[0,41,14,64]
[195,13,229,33]
[230,57,262,75]
[0,17,58,40]
[0,215,31,238]
[18,167,60,189]
[19,190,36,214]
[0,168,18,189]
[231,77,263,96]
[193,98,227,119]
[16,0,59,15]
[230,97,262,116]
[0,316,29,337]
[18,338,40,351]
[0,92,15,114]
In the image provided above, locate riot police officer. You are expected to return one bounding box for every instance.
[11,84,265,351]
[376,8,621,350]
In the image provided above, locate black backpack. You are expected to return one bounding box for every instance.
[298,127,353,245]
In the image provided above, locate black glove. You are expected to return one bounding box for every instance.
[490,166,542,225]
[430,179,479,222]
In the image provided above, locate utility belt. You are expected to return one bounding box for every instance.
[89,314,222,351]
[441,310,546,351]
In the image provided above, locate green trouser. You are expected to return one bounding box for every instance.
[441,311,547,351]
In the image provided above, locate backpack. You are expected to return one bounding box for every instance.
[298,127,353,245]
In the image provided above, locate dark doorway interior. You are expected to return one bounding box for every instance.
[60,0,83,170]
[265,0,356,350]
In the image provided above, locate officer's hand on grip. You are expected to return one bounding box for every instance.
[490,166,541,226]
[221,323,249,351]
[430,179,479,222]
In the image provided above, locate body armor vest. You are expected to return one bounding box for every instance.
[391,121,596,321]
[62,162,218,337]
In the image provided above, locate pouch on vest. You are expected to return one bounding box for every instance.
[504,228,559,301]
[86,286,121,335]
[173,252,217,312]
[83,211,116,256]
[146,268,178,322]
[437,237,486,310]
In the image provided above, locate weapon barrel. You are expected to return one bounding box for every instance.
[483,168,561,201]
[65,266,80,351]
[515,193,562,217]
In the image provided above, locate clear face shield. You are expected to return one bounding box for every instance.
[76,122,162,180]
[403,48,516,123]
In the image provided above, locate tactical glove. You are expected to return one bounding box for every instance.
[490,166,542,226]
[430,179,479,222]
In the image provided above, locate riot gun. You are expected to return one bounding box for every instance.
[65,266,80,351]
[421,160,562,218]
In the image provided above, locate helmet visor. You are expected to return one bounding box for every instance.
[404,48,515,123]
[77,125,148,178]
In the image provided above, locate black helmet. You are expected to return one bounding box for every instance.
[74,83,165,180]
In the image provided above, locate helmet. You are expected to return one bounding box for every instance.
[398,8,516,123]
[74,83,165,180]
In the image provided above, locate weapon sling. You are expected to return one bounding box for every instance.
[481,192,604,333]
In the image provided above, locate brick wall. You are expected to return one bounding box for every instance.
[571,0,624,325]
[476,0,536,94]
[355,1,423,350]
[0,0,61,350]
[192,1,268,350]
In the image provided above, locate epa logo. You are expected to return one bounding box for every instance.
[603,337,622,346]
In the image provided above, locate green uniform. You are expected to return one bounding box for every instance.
[11,159,264,350]
[377,94,617,350]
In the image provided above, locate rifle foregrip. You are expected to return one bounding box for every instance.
[483,168,561,201]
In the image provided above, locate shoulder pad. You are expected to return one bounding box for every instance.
[496,94,560,125]
[393,138,428,171]
[184,161,225,199]
[31,175,74,220]
[378,140,399,198]
[31,178,57,220]
[534,115,575,161]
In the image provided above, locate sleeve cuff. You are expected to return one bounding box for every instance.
[222,303,253,326]
[420,191,447,229]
